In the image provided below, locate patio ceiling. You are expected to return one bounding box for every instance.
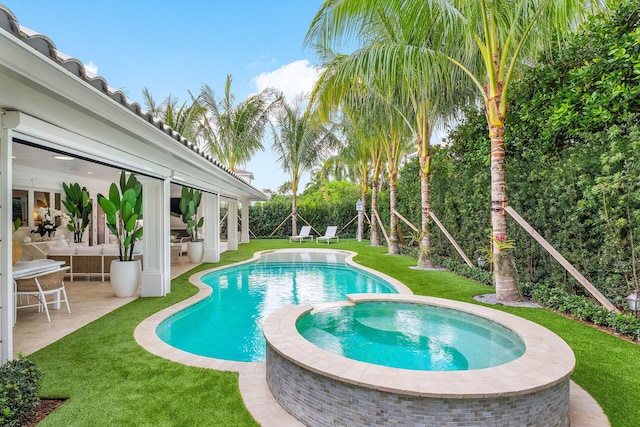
[12,142,121,184]
[11,143,212,201]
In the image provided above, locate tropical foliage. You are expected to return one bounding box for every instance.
[97,172,143,262]
[62,182,92,243]
[249,181,362,238]
[201,75,279,171]
[389,1,640,310]
[142,88,206,142]
[179,187,204,242]
[271,96,339,234]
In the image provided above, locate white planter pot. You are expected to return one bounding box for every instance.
[110,259,141,297]
[187,241,204,264]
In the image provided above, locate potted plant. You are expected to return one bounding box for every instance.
[179,186,204,263]
[62,182,92,244]
[31,207,69,240]
[97,171,143,297]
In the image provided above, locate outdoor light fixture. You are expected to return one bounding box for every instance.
[477,256,486,268]
[626,291,639,317]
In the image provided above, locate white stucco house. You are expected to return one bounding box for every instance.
[0,6,266,363]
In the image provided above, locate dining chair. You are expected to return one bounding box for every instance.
[15,266,71,322]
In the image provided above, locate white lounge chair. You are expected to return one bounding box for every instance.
[316,226,339,244]
[290,225,314,243]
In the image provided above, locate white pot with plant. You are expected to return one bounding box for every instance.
[62,182,92,244]
[98,171,143,297]
[179,186,204,264]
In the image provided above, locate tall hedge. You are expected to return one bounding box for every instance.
[249,181,366,238]
[394,2,640,308]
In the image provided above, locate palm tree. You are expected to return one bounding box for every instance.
[271,95,339,235]
[311,152,355,184]
[200,74,279,171]
[439,0,618,300]
[307,0,616,300]
[380,91,413,255]
[336,111,372,241]
[142,88,206,142]
[306,1,466,263]
[368,132,385,246]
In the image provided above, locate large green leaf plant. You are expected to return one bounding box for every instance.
[97,171,143,261]
[179,186,204,242]
[62,182,92,243]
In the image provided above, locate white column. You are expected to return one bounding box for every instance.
[162,178,172,294]
[227,199,238,251]
[140,177,168,297]
[203,192,220,263]
[240,198,249,244]
[0,121,14,363]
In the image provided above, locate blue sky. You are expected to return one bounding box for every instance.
[2,1,326,192]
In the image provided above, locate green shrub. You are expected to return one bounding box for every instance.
[531,283,640,340]
[431,253,494,286]
[0,356,42,426]
[423,253,640,341]
[249,182,364,238]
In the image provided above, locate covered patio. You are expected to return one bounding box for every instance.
[12,245,225,359]
[0,6,266,363]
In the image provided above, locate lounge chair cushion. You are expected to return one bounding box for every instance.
[76,245,103,255]
[48,246,76,255]
[102,245,120,255]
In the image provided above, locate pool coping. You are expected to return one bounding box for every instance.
[133,248,609,426]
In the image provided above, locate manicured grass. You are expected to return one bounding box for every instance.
[30,240,640,426]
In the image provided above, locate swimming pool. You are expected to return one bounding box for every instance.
[156,251,398,362]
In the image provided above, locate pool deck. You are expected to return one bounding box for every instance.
[14,249,609,426]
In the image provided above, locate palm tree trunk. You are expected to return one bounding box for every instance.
[291,193,298,237]
[490,122,519,301]
[360,184,367,241]
[370,176,379,246]
[418,140,433,268]
[388,164,400,255]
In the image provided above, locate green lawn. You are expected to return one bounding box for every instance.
[30,240,640,426]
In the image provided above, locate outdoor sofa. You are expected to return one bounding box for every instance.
[47,241,143,281]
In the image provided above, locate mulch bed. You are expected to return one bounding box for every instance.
[22,399,66,427]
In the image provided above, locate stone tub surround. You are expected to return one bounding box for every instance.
[133,249,608,427]
[264,294,577,426]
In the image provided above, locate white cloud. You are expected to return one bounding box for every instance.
[252,59,321,100]
[84,61,98,76]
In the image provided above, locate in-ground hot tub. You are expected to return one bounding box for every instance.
[264,294,575,427]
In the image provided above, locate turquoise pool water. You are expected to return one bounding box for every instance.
[156,254,397,362]
[297,302,526,370]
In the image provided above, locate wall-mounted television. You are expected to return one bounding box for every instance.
[170,198,181,217]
